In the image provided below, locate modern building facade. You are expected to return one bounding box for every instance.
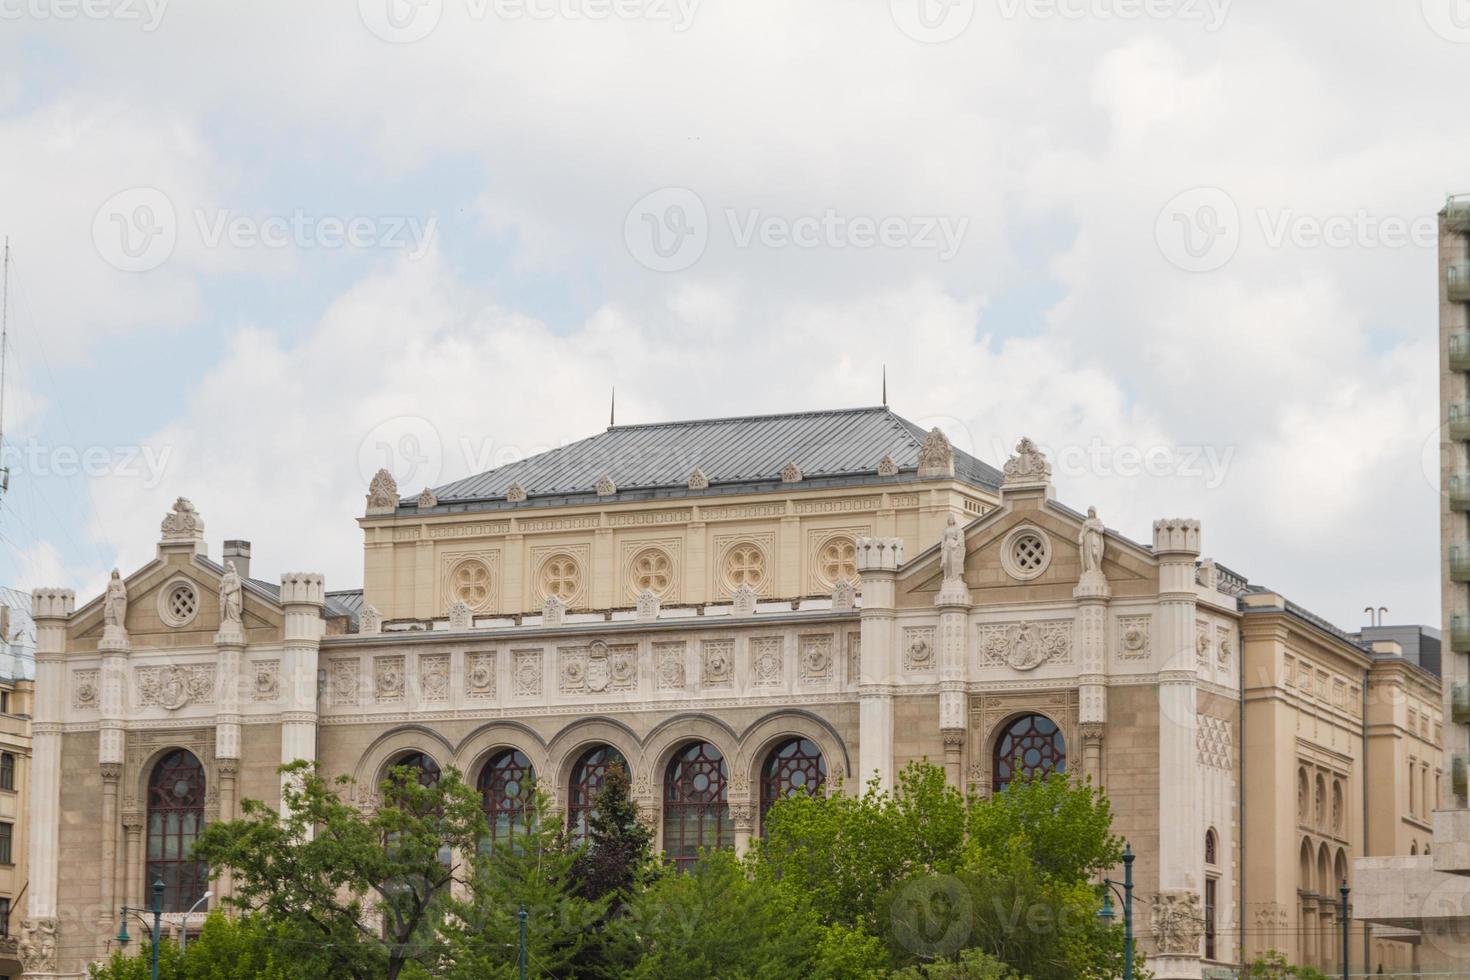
[1352,196,1470,976]
[16,406,1439,978]
[0,589,35,980]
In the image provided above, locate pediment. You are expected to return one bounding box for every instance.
[68,555,282,649]
[897,498,1156,607]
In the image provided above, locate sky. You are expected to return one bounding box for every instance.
[0,0,1464,630]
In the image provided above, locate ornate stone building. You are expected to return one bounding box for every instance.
[18,406,1437,978]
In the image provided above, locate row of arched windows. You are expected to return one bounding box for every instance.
[143,713,1070,910]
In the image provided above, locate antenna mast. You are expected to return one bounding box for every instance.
[0,238,9,498]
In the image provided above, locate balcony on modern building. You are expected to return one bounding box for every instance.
[1453,404,1470,441]
[1457,754,1469,802]
[1450,194,1470,234]
[1453,547,1470,582]
[1451,334,1470,372]
[1451,262,1470,304]
[1451,475,1470,511]
[1452,615,1470,652]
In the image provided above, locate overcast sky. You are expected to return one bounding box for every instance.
[0,0,1464,629]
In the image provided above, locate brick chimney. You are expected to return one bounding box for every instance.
[223,540,252,581]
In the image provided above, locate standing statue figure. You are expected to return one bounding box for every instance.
[219,560,243,626]
[103,569,128,630]
[1079,506,1105,575]
[19,918,58,973]
[940,513,966,583]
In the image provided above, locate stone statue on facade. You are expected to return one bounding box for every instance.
[103,569,128,631]
[1079,507,1104,575]
[940,514,965,583]
[18,917,58,973]
[219,560,243,627]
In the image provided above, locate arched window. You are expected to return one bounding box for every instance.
[479,750,535,844]
[1205,828,1218,866]
[760,738,826,833]
[992,714,1065,793]
[663,741,732,870]
[568,745,626,842]
[1297,768,1309,821]
[146,749,207,913]
[1332,780,1344,834]
[386,751,441,787]
[1314,774,1326,827]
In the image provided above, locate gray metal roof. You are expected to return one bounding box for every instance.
[417,406,1001,508]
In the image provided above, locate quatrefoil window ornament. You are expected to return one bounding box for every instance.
[631,548,673,597]
[725,544,766,592]
[450,558,493,610]
[541,554,581,603]
[817,537,858,588]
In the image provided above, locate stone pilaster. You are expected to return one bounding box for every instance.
[1152,519,1203,980]
[278,573,325,811]
[1074,568,1110,788]
[936,581,971,790]
[24,588,73,978]
[99,761,122,958]
[856,538,904,791]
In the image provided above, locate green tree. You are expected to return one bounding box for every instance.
[193,760,487,980]
[756,762,1134,980]
[88,913,310,980]
[606,849,824,979]
[570,762,658,912]
[433,790,608,980]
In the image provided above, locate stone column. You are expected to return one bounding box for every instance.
[1074,556,1110,788]
[213,620,243,886]
[936,575,971,791]
[122,813,143,914]
[731,803,754,856]
[856,538,904,791]
[99,763,121,952]
[24,588,73,978]
[96,607,129,953]
[1152,518,1203,980]
[278,573,325,812]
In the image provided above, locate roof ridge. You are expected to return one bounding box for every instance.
[606,405,890,431]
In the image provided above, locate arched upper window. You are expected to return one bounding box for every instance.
[1205,828,1218,866]
[146,749,208,913]
[479,749,535,844]
[663,741,732,870]
[760,738,826,833]
[1315,774,1326,827]
[568,745,626,842]
[386,751,441,787]
[992,714,1066,793]
[1297,768,1309,821]
[1332,780,1344,834]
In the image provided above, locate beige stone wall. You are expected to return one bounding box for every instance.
[362,483,994,621]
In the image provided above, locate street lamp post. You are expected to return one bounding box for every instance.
[179,890,213,954]
[1339,879,1350,980]
[116,878,166,980]
[1098,844,1136,980]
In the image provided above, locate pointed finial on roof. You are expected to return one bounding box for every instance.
[610,387,616,428]
[882,365,887,406]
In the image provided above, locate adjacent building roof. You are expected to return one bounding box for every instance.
[414,406,1001,510]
